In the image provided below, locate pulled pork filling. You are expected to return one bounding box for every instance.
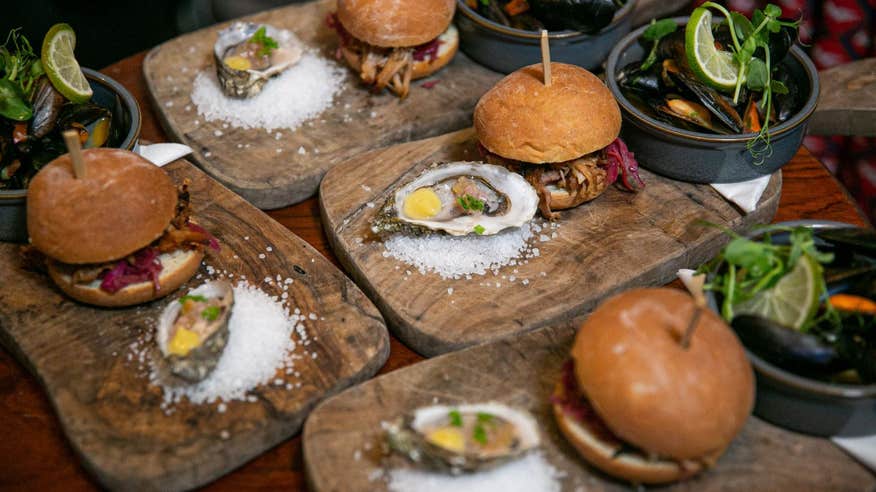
[327,13,443,98]
[51,180,219,294]
[479,138,643,219]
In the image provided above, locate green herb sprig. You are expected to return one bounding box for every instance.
[695,3,799,162]
[640,19,678,70]
[0,28,43,121]
[457,194,485,212]
[448,410,463,427]
[201,306,222,321]
[249,26,279,57]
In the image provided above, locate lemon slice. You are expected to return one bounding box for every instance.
[42,23,92,104]
[685,8,740,91]
[734,254,823,330]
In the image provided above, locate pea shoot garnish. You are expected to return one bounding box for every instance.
[249,26,279,57]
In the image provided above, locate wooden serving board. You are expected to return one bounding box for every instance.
[303,321,876,492]
[0,159,389,491]
[319,128,782,357]
[143,0,503,210]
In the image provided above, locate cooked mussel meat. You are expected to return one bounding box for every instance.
[667,70,743,133]
[528,0,618,33]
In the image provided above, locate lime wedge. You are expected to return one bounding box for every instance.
[41,23,92,104]
[685,8,739,91]
[734,254,823,330]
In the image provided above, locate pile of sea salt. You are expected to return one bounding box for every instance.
[128,280,314,411]
[381,221,558,280]
[385,453,564,492]
[190,51,346,131]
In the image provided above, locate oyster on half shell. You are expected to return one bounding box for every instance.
[386,402,541,473]
[157,280,234,382]
[371,162,538,236]
[214,22,303,98]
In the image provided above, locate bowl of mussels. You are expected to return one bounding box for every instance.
[700,221,876,437]
[605,4,819,183]
[0,25,140,243]
[456,0,636,73]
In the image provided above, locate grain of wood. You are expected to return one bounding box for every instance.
[0,159,389,491]
[143,0,503,209]
[319,128,781,356]
[303,321,876,492]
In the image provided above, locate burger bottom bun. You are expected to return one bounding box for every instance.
[551,383,711,485]
[48,248,204,308]
[340,24,458,83]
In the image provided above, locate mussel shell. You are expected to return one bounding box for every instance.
[731,314,845,375]
[158,280,234,383]
[617,62,664,97]
[835,313,876,383]
[668,70,743,133]
[29,78,66,139]
[528,0,617,33]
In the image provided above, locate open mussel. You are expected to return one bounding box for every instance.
[667,70,743,133]
[57,103,113,148]
[834,311,876,383]
[528,0,618,33]
[731,314,845,376]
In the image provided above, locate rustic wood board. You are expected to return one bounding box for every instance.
[319,128,782,357]
[0,159,389,491]
[303,321,876,491]
[143,0,503,210]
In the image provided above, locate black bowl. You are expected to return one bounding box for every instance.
[455,0,637,73]
[0,68,141,242]
[605,17,820,183]
[707,220,876,437]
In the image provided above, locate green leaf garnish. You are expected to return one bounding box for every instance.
[473,424,488,445]
[473,225,485,235]
[476,412,494,424]
[179,294,208,304]
[640,19,678,70]
[248,26,279,57]
[457,194,485,212]
[201,306,221,321]
[449,410,463,427]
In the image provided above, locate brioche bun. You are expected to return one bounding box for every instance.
[48,248,204,308]
[27,148,178,265]
[475,63,621,163]
[339,25,458,81]
[555,288,754,483]
[337,0,455,48]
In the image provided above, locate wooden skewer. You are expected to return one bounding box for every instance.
[679,271,707,349]
[540,29,552,87]
[62,130,87,179]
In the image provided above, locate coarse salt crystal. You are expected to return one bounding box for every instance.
[298,146,306,155]
[387,452,562,492]
[259,253,266,259]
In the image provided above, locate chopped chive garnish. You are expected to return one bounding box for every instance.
[179,294,207,304]
[473,225,485,235]
[473,424,488,445]
[449,409,463,427]
[201,306,221,321]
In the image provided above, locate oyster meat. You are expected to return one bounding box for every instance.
[157,280,234,382]
[386,402,541,473]
[371,162,539,236]
[214,22,303,98]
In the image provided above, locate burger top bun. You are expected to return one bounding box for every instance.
[572,288,754,461]
[27,148,178,265]
[474,63,621,164]
[337,0,455,48]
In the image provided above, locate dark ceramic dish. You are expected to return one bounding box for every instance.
[605,17,820,183]
[0,68,141,243]
[707,220,876,437]
[455,0,637,73]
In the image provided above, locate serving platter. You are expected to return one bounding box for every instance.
[302,320,876,491]
[319,128,782,356]
[0,158,389,490]
[143,0,503,209]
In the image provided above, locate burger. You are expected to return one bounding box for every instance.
[328,0,459,98]
[26,148,218,307]
[551,288,754,484]
[474,62,642,218]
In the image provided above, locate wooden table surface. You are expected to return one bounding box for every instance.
[0,51,871,491]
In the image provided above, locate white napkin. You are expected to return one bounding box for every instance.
[137,143,193,167]
[711,174,772,213]
[833,435,876,472]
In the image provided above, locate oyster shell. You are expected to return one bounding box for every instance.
[157,280,234,382]
[386,402,541,473]
[371,162,538,236]
[214,22,302,98]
